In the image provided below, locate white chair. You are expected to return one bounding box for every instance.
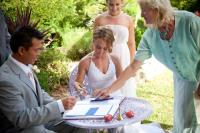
[68,65,92,99]
[68,66,114,133]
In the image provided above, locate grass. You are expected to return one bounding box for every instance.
[137,69,174,131]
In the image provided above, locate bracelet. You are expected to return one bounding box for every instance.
[74,82,83,89]
[74,82,85,94]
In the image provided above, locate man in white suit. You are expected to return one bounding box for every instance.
[0,26,86,133]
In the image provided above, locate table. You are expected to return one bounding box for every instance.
[64,97,153,129]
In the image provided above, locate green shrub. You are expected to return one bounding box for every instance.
[66,30,92,61]
[35,48,71,92]
[62,28,88,49]
[124,0,139,17]
[135,19,146,48]
[36,71,58,92]
[36,48,66,67]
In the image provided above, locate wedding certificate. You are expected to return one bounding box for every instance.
[63,97,123,119]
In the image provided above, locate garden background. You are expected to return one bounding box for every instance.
[0,0,199,130]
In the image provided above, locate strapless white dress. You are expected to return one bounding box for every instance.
[106,24,137,97]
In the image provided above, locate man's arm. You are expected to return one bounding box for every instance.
[0,80,61,128]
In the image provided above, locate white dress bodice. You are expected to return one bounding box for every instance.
[108,24,129,45]
[87,55,122,97]
[106,24,137,97]
[106,24,130,69]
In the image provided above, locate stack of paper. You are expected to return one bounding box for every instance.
[63,97,123,119]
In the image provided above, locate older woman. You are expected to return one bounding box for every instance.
[94,0,200,132]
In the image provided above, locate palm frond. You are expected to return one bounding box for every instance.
[6,6,46,35]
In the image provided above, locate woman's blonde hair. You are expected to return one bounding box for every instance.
[138,0,174,28]
[93,26,115,52]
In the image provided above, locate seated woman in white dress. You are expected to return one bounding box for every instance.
[75,26,123,97]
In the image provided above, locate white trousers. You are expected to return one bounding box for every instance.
[173,73,199,133]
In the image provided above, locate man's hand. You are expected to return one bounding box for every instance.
[61,96,76,110]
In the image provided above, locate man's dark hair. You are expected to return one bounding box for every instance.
[10,26,44,53]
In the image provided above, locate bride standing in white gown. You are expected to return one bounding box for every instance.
[94,0,137,97]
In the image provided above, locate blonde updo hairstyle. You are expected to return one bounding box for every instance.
[93,26,115,53]
[138,0,174,28]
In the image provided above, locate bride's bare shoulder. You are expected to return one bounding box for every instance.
[96,12,107,19]
[79,53,92,67]
[94,12,109,26]
[122,13,134,20]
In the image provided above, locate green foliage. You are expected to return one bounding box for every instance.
[66,30,92,61]
[36,48,71,92]
[123,0,139,17]
[0,0,103,48]
[62,28,88,49]
[171,0,198,11]
[135,19,146,48]
[35,71,49,91]
[36,48,66,66]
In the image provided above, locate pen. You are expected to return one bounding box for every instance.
[90,97,113,102]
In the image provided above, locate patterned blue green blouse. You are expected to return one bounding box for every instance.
[135,11,200,82]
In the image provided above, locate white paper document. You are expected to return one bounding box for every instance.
[63,97,123,119]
